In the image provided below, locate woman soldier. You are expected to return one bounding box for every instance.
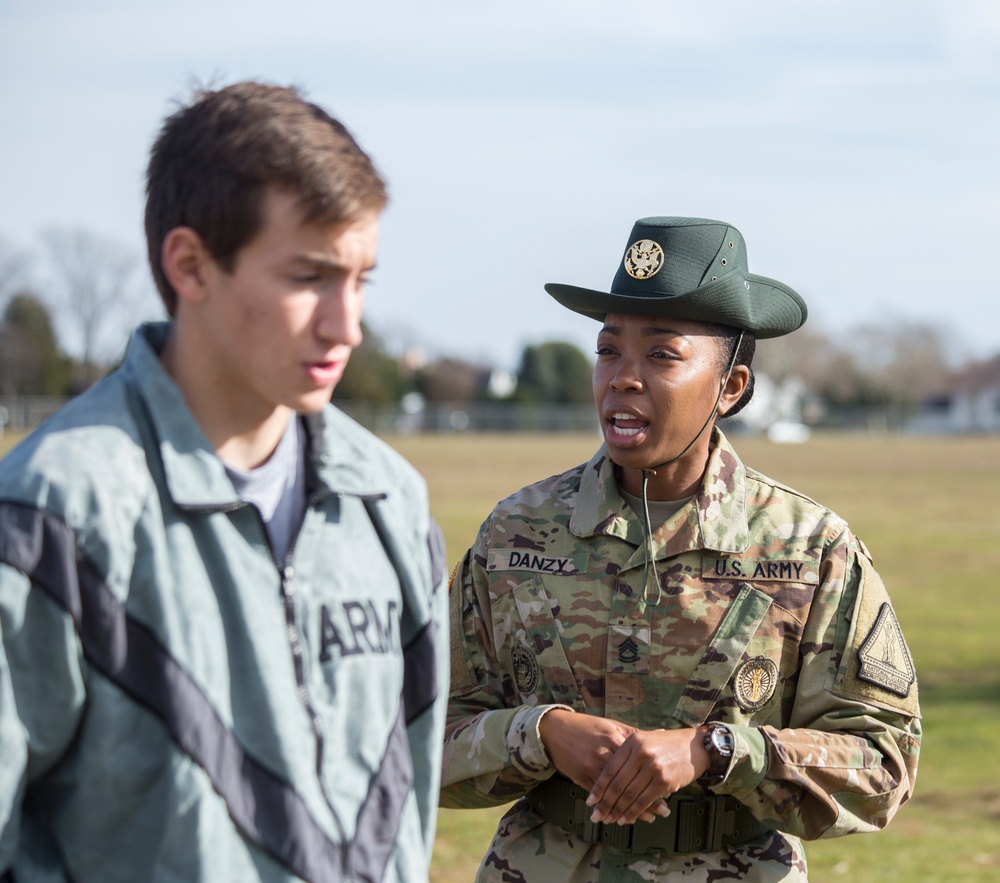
[441,217,920,882]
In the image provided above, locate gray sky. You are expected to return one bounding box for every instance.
[2,0,998,368]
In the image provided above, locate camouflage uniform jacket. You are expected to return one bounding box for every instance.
[441,429,920,882]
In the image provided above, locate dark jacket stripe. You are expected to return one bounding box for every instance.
[0,501,344,883]
[427,520,446,588]
[402,620,439,724]
[361,499,441,725]
[350,707,413,883]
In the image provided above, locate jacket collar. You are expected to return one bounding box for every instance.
[122,323,389,510]
[569,427,750,559]
[122,323,238,510]
[300,407,393,498]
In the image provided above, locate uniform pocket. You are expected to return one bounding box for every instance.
[493,576,587,711]
[671,584,772,726]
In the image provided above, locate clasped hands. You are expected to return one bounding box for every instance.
[538,709,712,826]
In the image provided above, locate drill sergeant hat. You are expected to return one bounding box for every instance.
[545,216,807,338]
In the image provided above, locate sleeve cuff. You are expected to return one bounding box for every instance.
[717,723,769,798]
[506,704,575,777]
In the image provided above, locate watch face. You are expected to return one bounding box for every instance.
[711,727,735,756]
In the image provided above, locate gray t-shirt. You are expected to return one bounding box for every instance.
[619,487,693,531]
[224,416,307,563]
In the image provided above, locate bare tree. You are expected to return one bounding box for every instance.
[755,327,844,390]
[41,228,141,388]
[844,320,954,409]
[755,320,955,410]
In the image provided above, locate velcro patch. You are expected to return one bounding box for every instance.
[607,624,651,674]
[487,549,582,575]
[834,553,919,717]
[702,557,819,584]
[448,556,477,694]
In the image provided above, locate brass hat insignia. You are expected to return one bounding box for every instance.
[733,656,778,712]
[511,642,539,694]
[623,239,665,280]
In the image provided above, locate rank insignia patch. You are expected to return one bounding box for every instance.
[623,239,665,280]
[857,603,915,697]
[618,636,640,664]
[511,642,539,694]
[732,656,778,712]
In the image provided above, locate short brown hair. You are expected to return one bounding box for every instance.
[144,81,388,315]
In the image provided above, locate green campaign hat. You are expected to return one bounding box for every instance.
[545,217,807,338]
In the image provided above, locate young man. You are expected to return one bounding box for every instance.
[0,82,448,883]
[442,217,920,881]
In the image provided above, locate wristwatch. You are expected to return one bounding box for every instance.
[700,723,734,784]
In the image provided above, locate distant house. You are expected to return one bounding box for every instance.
[735,373,811,440]
[947,356,1000,433]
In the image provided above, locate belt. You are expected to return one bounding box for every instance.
[525,776,773,855]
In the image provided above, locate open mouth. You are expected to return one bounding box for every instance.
[306,360,342,384]
[607,412,649,439]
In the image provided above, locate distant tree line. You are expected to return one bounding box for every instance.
[337,320,983,419]
[334,335,596,407]
[1,230,993,418]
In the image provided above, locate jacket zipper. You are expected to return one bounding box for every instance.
[248,484,388,881]
[273,491,352,880]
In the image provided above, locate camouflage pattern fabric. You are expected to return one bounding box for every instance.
[441,429,920,882]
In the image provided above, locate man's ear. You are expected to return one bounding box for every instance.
[718,365,750,416]
[161,227,211,306]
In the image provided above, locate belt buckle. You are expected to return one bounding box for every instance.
[675,794,740,853]
[706,795,737,851]
[623,807,679,854]
[566,786,603,844]
[570,805,631,850]
[599,823,634,851]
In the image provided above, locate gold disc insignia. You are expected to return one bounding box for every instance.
[733,656,778,712]
[623,239,665,280]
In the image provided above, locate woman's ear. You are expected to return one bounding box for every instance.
[718,364,751,416]
[160,227,211,307]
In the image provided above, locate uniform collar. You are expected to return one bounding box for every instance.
[569,427,750,558]
[122,323,389,510]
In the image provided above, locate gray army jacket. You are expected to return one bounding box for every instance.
[0,324,449,883]
[442,432,920,882]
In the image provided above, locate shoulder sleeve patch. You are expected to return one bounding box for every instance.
[857,603,914,697]
[448,553,477,695]
[834,553,920,717]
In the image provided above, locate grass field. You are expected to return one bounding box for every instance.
[385,432,1000,883]
[2,429,998,880]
